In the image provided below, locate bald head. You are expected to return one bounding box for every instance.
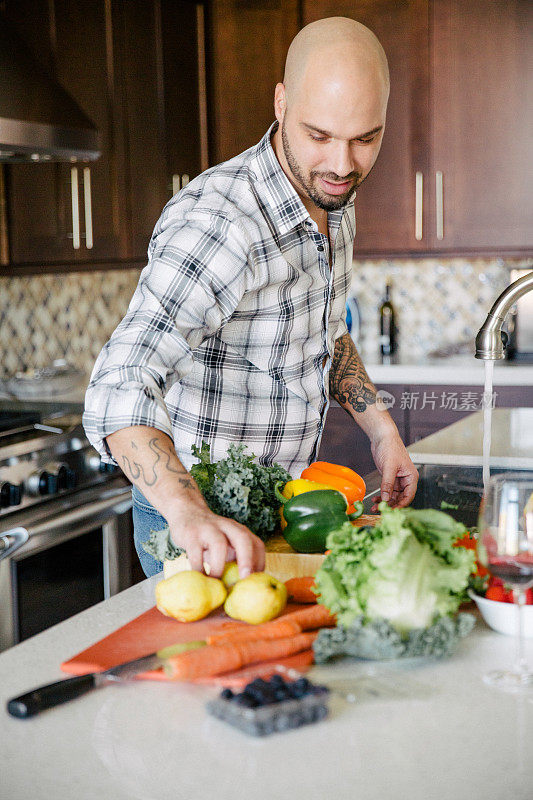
[271,17,390,215]
[283,17,389,107]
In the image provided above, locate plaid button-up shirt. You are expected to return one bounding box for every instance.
[83,123,356,477]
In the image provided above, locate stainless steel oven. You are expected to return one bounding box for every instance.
[0,402,135,652]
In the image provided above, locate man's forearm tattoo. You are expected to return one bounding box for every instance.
[329,333,376,414]
[121,437,195,490]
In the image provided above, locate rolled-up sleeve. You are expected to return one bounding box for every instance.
[83,210,251,462]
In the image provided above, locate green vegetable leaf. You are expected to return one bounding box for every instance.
[189,441,291,541]
[314,504,476,634]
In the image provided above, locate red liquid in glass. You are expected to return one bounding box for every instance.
[488,555,533,587]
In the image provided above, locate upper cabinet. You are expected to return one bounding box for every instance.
[429,0,533,253]
[2,0,531,270]
[303,0,430,255]
[303,0,533,257]
[1,0,206,271]
[207,0,300,164]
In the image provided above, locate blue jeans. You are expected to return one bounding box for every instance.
[131,485,166,577]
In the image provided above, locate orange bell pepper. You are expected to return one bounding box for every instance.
[300,461,366,514]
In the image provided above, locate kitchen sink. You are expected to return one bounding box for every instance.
[363,464,524,527]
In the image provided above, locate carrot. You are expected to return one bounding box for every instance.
[281,603,336,630]
[207,602,335,647]
[164,631,318,681]
[206,617,301,646]
[285,576,317,604]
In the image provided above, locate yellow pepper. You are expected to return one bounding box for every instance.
[279,478,336,529]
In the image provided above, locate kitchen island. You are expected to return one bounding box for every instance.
[1,576,532,800]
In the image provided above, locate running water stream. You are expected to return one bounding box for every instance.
[482,360,494,495]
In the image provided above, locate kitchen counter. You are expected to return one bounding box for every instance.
[365,355,533,386]
[1,578,532,800]
[408,407,533,469]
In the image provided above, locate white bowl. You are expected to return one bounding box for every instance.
[469,591,533,637]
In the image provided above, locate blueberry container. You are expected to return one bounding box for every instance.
[206,680,330,737]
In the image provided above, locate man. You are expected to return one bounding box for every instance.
[83,17,418,580]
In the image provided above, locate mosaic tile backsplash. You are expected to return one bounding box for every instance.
[0,258,531,377]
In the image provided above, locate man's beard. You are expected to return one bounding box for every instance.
[281,122,361,211]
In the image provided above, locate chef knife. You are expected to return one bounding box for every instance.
[6,651,166,718]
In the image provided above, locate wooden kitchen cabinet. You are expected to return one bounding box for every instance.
[302,0,430,255]
[303,0,533,257]
[207,0,300,164]
[3,0,75,265]
[4,0,129,266]
[2,0,206,270]
[429,0,533,253]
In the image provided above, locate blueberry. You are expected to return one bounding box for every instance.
[235,693,258,708]
[287,683,306,699]
[259,687,277,705]
[293,677,310,693]
[274,687,289,701]
[247,678,269,692]
[220,688,234,700]
[269,674,285,688]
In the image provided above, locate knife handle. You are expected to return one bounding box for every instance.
[7,674,96,718]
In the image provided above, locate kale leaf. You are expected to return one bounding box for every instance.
[189,442,291,541]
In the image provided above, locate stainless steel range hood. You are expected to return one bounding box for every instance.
[0,17,100,163]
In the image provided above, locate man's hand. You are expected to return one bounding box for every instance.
[106,426,265,578]
[370,429,419,510]
[166,499,265,579]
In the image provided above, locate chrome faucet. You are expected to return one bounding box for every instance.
[475,271,533,359]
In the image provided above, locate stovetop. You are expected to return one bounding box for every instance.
[0,400,122,516]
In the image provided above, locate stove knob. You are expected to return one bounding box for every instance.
[39,470,58,495]
[57,465,77,490]
[0,482,23,508]
[26,471,57,496]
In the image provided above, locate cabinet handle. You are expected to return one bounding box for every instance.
[181,174,189,188]
[172,174,181,195]
[83,167,93,249]
[436,170,444,240]
[70,167,80,250]
[415,171,423,241]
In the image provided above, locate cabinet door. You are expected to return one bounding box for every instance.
[430,0,533,252]
[207,0,300,164]
[3,0,72,265]
[160,1,208,192]
[116,0,169,260]
[302,0,430,254]
[53,0,128,262]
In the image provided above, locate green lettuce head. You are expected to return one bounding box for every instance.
[314,504,475,634]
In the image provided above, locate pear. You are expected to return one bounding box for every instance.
[224,572,287,624]
[221,561,240,589]
[155,571,227,622]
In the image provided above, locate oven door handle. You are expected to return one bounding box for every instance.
[0,527,29,562]
[21,487,132,541]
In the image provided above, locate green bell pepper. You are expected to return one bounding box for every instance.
[275,482,363,553]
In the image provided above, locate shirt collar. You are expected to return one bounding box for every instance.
[250,122,355,236]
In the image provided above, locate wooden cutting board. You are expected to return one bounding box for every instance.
[264,513,380,582]
[61,602,315,688]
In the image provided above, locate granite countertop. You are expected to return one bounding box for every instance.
[1,577,532,800]
[408,407,533,469]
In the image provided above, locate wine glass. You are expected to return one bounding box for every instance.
[477,472,533,689]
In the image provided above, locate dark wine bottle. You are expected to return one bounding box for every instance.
[379,281,397,361]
